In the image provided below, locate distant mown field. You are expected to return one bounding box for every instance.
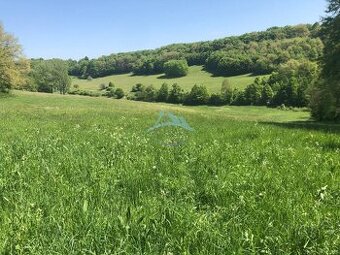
[0,91,339,254]
[72,65,267,93]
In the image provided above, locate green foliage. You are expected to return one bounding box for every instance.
[125,59,317,108]
[30,59,71,94]
[114,88,125,99]
[156,83,169,102]
[244,79,263,105]
[208,93,224,106]
[54,24,323,79]
[311,0,340,121]
[0,23,30,92]
[268,60,318,107]
[144,85,157,102]
[205,37,322,76]
[68,89,101,97]
[130,83,146,101]
[103,86,124,99]
[104,87,116,98]
[168,83,184,104]
[261,83,274,105]
[184,84,210,105]
[164,60,189,77]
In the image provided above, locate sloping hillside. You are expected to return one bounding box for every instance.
[72,65,267,93]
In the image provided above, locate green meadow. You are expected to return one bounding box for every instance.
[72,65,267,93]
[0,91,339,254]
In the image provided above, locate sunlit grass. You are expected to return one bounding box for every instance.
[0,91,339,254]
[72,65,268,93]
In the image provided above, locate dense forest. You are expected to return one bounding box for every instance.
[31,23,323,79]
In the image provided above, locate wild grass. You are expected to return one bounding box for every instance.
[0,91,339,254]
[72,66,267,93]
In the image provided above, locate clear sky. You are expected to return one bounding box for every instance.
[0,0,327,60]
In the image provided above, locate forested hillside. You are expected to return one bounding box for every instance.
[34,24,323,79]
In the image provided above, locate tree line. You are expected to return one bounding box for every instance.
[126,58,318,107]
[30,24,323,79]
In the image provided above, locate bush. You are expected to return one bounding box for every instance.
[115,88,125,99]
[129,83,146,101]
[156,83,169,102]
[184,84,210,105]
[131,83,144,92]
[168,83,184,104]
[208,93,224,106]
[69,90,101,97]
[104,87,116,98]
[310,81,339,121]
[163,60,189,77]
[144,85,157,102]
[73,84,79,89]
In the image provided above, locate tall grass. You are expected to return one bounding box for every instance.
[0,91,339,254]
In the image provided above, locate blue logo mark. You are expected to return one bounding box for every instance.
[147,111,194,147]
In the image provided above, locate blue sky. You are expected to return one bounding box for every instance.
[0,0,327,60]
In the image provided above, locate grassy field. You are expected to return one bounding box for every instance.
[0,91,339,254]
[72,65,267,93]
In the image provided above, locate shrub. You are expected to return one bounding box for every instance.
[157,83,169,102]
[208,93,224,106]
[163,60,189,77]
[131,83,144,92]
[144,85,157,102]
[114,88,125,99]
[184,84,210,105]
[167,83,184,104]
[69,90,101,97]
[130,83,146,101]
[104,87,116,98]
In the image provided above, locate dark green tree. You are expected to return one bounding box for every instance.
[0,23,30,92]
[208,93,224,106]
[31,59,71,94]
[144,85,157,102]
[310,0,340,120]
[184,84,210,105]
[168,83,184,104]
[156,83,169,102]
[114,88,125,99]
[163,60,189,77]
[244,78,263,105]
[261,83,274,105]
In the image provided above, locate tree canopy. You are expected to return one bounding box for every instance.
[31,24,323,80]
[0,23,30,93]
[30,59,71,94]
[310,0,340,120]
[163,60,189,77]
